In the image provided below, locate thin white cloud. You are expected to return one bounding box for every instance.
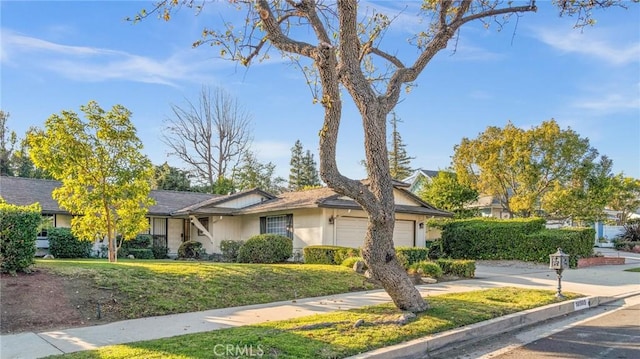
[572,93,640,112]
[531,27,640,66]
[1,29,218,86]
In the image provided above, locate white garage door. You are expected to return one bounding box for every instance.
[335,217,415,248]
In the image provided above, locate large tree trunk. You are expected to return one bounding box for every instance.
[362,217,429,312]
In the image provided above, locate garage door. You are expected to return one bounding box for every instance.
[335,218,415,248]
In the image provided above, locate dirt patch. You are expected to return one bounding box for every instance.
[1,268,125,334]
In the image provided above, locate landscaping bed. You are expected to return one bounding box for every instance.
[1,259,376,334]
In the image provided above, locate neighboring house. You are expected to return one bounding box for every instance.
[0,176,451,257]
[465,195,512,219]
[402,169,440,193]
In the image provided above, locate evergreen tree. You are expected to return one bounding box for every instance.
[0,110,16,176]
[154,162,191,191]
[234,151,285,194]
[388,113,414,180]
[301,150,321,189]
[288,140,305,190]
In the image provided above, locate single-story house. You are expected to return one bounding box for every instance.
[0,176,451,257]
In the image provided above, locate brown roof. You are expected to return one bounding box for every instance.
[0,176,216,216]
[0,176,452,218]
[0,176,64,213]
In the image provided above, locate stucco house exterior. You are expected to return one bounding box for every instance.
[0,176,451,257]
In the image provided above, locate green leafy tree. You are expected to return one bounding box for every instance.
[606,174,640,225]
[12,135,52,179]
[417,171,478,217]
[453,120,606,217]
[137,0,634,312]
[154,162,191,191]
[0,110,17,176]
[543,156,614,225]
[234,151,285,193]
[27,101,154,263]
[388,113,414,180]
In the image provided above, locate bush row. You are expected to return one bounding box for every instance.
[178,235,293,264]
[302,246,360,265]
[0,202,41,273]
[440,218,593,267]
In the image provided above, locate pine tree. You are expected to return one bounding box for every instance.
[301,150,321,189]
[388,113,414,180]
[288,140,305,190]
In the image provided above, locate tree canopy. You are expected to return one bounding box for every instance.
[135,0,635,312]
[417,171,478,217]
[289,140,321,191]
[27,101,154,262]
[234,151,286,194]
[162,86,253,192]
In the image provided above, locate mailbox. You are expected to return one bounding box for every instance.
[549,248,569,270]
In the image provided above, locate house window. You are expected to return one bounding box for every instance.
[37,214,55,238]
[260,214,293,239]
[197,217,209,236]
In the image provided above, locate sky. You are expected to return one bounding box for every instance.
[1,1,639,182]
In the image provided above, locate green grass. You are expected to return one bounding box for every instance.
[624,267,640,272]
[47,287,580,359]
[35,259,375,319]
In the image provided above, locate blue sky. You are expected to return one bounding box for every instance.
[2,1,639,181]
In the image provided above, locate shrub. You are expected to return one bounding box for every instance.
[118,234,153,258]
[178,240,205,259]
[614,240,640,251]
[237,234,293,264]
[427,239,445,259]
[341,256,366,269]
[407,261,443,278]
[127,248,155,259]
[0,202,41,273]
[616,220,640,243]
[436,259,476,278]
[220,240,244,262]
[441,218,546,260]
[395,247,429,269]
[151,244,169,259]
[303,245,360,264]
[48,227,92,259]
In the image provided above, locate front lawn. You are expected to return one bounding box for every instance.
[624,267,640,272]
[36,259,376,319]
[47,287,580,359]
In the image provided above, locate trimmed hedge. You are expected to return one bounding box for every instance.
[0,202,41,273]
[525,228,594,267]
[436,259,476,278]
[48,227,92,258]
[127,248,154,259]
[396,247,430,269]
[408,261,443,278]
[237,234,293,263]
[303,245,360,265]
[341,256,366,269]
[440,218,592,268]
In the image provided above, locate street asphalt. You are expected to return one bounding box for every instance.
[1,248,639,359]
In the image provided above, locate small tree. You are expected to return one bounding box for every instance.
[417,171,478,217]
[608,175,640,225]
[27,101,154,263]
[388,113,414,180]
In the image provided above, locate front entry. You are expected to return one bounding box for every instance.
[182,219,191,242]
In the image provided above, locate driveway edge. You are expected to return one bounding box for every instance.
[346,292,640,359]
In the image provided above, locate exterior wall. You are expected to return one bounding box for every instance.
[192,216,243,254]
[167,218,184,256]
[393,190,417,206]
[218,193,268,209]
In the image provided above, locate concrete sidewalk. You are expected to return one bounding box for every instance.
[2,253,639,359]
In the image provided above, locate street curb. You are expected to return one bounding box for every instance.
[346,291,640,359]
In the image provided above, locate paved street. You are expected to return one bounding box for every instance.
[426,296,640,359]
